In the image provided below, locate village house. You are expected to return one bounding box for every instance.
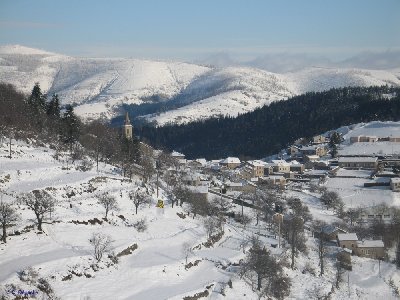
[271,160,291,173]
[300,145,328,157]
[259,175,286,187]
[338,157,378,170]
[351,136,400,143]
[187,185,209,201]
[350,136,378,143]
[337,233,385,259]
[303,155,320,169]
[263,164,274,176]
[390,178,400,192]
[225,181,244,192]
[188,158,207,169]
[317,225,347,241]
[182,174,202,186]
[289,161,305,174]
[171,151,185,160]
[241,160,266,179]
[355,240,385,259]
[312,135,327,144]
[288,145,301,157]
[358,206,393,224]
[170,151,187,166]
[337,233,358,252]
[220,157,241,169]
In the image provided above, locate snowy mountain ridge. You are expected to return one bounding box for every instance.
[1,45,400,125]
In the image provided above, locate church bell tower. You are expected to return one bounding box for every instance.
[123,112,133,140]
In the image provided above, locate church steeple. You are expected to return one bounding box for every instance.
[124,112,131,125]
[123,112,133,140]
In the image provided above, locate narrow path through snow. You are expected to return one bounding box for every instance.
[0,248,86,283]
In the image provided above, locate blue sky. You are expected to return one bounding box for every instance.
[0,0,399,61]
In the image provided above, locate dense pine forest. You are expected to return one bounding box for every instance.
[138,86,400,159]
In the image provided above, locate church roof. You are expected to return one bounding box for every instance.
[124,112,132,126]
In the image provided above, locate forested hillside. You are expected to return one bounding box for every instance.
[138,86,400,159]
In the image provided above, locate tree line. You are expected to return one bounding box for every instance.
[138,85,400,159]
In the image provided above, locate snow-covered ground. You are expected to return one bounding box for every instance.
[1,45,399,125]
[0,140,280,299]
[1,138,400,299]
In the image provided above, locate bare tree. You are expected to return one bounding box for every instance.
[98,193,118,219]
[157,151,175,170]
[140,155,155,183]
[203,217,221,239]
[240,236,291,298]
[212,195,231,216]
[311,220,328,276]
[89,232,113,262]
[129,188,151,214]
[182,242,193,264]
[283,215,307,270]
[174,184,191,207]
[335,251,349,288]
[187,192,209,218]
[287,197,312,223]
[320,191,343,213]
[163,171,180,207]
[0,200,19,243]
[21,190,56,231]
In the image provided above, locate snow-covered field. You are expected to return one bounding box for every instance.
[325,174,400,208]
[1,45,399,125]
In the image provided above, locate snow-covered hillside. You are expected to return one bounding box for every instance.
[1,45,400,124]
[1,138,399,299]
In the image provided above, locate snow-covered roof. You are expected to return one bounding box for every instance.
[171,151,185,158]
[322,225,344,235]
[271,159,290,166]
[305,155,320,160]
[212,159,222,163]
[337,233,358,241]
[187,185,208,194]
[247,160,267,167]
[195,158,207,166]
[262,175,285,180]
[225,182,243,187]
[221,157,241,164]
[391,178,400,183]
[301,145,323,151]
[356,240,384,248]
[338,157,378,163]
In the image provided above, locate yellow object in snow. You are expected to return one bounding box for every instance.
[156,200,164,208]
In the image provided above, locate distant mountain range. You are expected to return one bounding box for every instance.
[1,45,399,125]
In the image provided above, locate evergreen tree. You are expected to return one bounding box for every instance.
[61,105,81,147]
[46,94,61,118]
[329,131,341,158]
[28,83,46,112]
[27,83,48,131]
